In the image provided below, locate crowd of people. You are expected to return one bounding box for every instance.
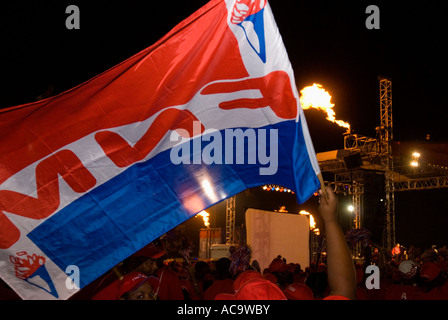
[82,244,448,300]
[87,250,340,300]
[355,243,448,300]
[81,186,448,300]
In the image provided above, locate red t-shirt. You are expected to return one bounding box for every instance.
[204,278,235,300]
[156,267,184,300]
[91,279,121,300]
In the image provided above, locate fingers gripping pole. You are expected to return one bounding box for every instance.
[317,173,329,202]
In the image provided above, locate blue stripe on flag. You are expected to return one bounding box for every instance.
[28,119,319,288]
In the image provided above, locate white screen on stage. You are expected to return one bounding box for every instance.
[245,208,310,272]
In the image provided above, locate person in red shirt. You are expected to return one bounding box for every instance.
[116,272,159,300]
[215,269,287,300]
[266,257,294,290]
[391,243,401,256]
[121,242,184,300]
[192,260,214,299]
[203,257,234,300]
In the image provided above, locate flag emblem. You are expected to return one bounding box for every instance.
[230,0,267,63]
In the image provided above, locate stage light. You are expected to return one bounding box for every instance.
[410,151,421,167]
[410,160,419,167]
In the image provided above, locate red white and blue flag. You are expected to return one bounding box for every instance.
[0,0,320,299]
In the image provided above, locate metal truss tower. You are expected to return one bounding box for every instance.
[332,177,364,257]
[225,196,236,245]
[378,76,395,250]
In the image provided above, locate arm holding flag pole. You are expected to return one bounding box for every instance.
[318,186,357,300]
[295,103,353,297]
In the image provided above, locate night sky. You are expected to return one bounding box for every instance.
[1,1,447,250]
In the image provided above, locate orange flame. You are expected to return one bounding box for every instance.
[196,210,210,228]
[300,83,350,130]
[299,210,316,230]
[309,214,316,230]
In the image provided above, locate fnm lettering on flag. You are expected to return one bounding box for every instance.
[0,0,321,299]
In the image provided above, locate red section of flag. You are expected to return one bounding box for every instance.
[0,150,96,248]
[0,0,246,184]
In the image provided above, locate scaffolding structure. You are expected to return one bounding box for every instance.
[225,195,236,245]
[378,77,396,251]
[321,76,396,251]
[318,76,448,251]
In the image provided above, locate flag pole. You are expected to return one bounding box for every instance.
[112,266,123,280]
[317,172,329,202]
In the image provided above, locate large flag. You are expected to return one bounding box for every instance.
[0,0,320,299]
